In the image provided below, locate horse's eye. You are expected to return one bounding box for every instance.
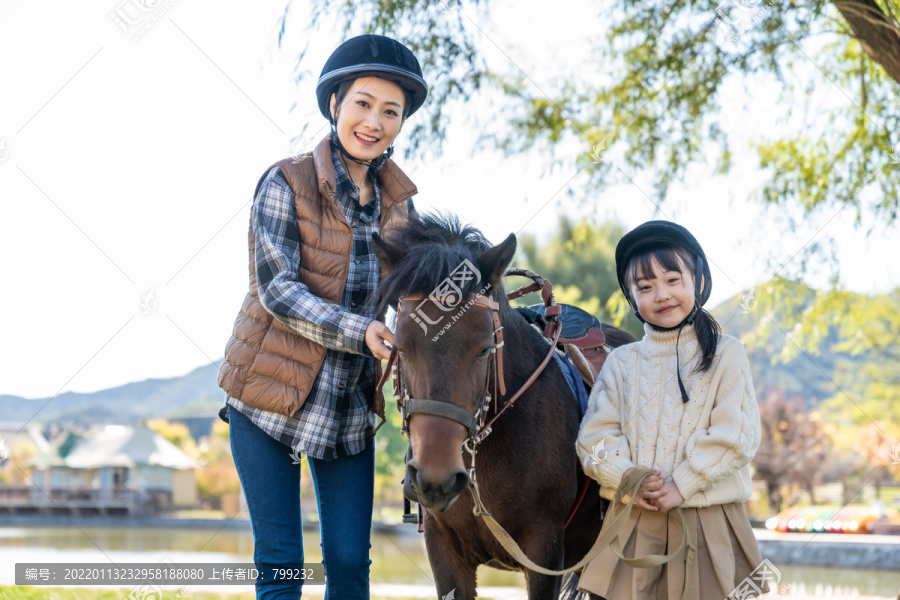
[476,348,492,358]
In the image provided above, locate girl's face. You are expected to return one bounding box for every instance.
[329,76,406,161]
[628,255,699,328]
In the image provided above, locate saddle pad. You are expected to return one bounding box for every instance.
[553,351,589,420]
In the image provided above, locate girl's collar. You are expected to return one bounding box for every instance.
[643,322,698,346]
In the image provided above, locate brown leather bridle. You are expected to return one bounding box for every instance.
[375,269,562,450]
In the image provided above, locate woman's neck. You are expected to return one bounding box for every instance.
[339,155,376,206]
[343,157,370,190]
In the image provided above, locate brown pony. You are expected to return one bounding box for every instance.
[373,214,635,600]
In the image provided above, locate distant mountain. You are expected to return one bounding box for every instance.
[0,362,224,427]
[711,293,868,407]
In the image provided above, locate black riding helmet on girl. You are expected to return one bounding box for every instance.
[615,220,712,324]
[316,34,428,179]
[615,220,721,402]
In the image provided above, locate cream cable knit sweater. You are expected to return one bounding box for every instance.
[576,323,762,508]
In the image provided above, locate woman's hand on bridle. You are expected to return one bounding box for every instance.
[365,320,394,360]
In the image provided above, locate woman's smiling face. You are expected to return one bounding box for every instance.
[330,76,406,160]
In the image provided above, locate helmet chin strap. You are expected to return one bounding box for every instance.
[630,255,705,404]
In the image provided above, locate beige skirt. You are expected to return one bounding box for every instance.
[577,502,767,600]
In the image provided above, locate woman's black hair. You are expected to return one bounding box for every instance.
[625,245,720,372]
[330,78,413,122]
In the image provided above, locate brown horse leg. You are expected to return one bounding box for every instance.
[522,526,566,600]
[424,519,477,600]
[428,549,476,600]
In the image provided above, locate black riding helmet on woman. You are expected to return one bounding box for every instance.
[218,34,427,600]
[317,34,428,183]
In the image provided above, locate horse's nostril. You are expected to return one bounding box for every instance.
[449,470,469,495]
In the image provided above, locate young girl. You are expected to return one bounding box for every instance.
[217,35,426,599]
[576,220,765,600]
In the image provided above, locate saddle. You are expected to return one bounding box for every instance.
[514,302,612,388]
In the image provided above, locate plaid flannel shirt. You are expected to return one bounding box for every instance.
[222,145,387,460]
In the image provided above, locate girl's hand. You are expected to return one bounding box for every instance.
[365,320,394,360]
[653,481,684,512]
[623,467,664,511]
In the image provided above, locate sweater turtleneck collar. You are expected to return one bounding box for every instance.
[644,322,699,347]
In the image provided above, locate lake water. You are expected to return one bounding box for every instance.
[0,525,898,597]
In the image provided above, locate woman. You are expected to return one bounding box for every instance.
[217,34,427,599]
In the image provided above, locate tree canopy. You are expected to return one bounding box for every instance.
[289,0,899,223]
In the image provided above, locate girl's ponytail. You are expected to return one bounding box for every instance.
[693,306,720,373]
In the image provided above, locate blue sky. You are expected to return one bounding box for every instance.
[1,0,895,399]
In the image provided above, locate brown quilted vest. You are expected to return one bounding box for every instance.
[218,135,416,417]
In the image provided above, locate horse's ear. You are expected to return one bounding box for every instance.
[372,233,407,275]
[477,233,517,290]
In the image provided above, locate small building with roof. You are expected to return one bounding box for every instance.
[0,425,199,515]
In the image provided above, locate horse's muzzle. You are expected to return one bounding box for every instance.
[407,462,469,512]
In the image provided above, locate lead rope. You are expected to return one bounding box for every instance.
[466,467,695,600]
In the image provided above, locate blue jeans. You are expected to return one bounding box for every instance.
[229,408,375,599]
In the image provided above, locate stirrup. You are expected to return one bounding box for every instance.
[402,497,418,524]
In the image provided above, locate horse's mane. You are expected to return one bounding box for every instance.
[374,212,494,315]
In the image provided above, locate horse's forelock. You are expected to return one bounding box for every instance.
[373,213,495,313]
